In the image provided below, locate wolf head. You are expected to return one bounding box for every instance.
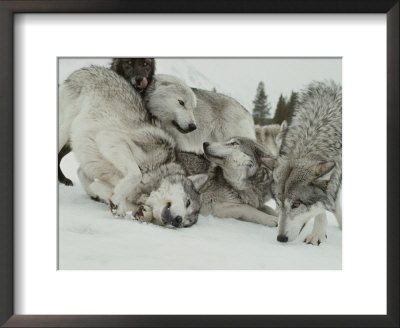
[203,137,275,190]
[145,74,197,134]
[111,58,155,94]
[255,121,287,156]
[145,174,208,228]
[270,159,335,242]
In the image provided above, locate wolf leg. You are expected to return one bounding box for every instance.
[77,166,97,199]
[260,204,278,216]
[213,202,278,227]
[88,180,114,203]
[304,212,328,245]
[78,165,118,204]
[95,131,144,216]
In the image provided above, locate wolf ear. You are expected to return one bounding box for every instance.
[188,174,209,192]
[262,126,270,139]
[261,157,277,171]
[280,120,288,132]
[312,162,335,191]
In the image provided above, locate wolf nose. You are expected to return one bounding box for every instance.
[203,142,209,149]
[135,77,143,84]
[277,235,288,243]
[188,123,197,132]
[172,216,182,227]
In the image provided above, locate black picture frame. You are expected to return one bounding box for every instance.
[0,1,398,327]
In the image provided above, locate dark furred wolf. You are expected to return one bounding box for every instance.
[111,58,156,95]
[58,58,156,186]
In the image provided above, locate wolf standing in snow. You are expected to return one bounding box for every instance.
[270,81,342,245]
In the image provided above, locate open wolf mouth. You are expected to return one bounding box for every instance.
[172,120,192,134]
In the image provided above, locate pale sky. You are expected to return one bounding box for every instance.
[157,58,342,115]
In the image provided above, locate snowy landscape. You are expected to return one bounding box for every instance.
[58,58,342,270]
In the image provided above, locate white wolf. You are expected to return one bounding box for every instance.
[145,75,256,153]
[269,81,342,245]
[59,66,208,227]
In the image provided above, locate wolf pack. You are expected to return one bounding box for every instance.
[59,58,342,246]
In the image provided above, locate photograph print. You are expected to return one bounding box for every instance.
[58,58,342,269]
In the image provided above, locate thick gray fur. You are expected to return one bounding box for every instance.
[271,81,342,245]
[255,120,287,156]
[197,137,278,227]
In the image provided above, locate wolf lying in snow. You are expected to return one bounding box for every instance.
[144,75,256,154]
[170,138,278,227]
[255,121,287,156]
[269,81,342,245]
[60,66,208,227]
[200,137,278,227]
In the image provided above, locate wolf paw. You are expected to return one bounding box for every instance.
[134,205,153,223]
[304,232,327,246]
[266,216,278,227]
[109,200,119,215]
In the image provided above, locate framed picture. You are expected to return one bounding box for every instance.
[1,0,398,327]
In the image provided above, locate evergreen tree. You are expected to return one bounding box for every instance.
[252,82,271,125]
[272,91,298,124]
[272,94,288,124]
[285,91,298,122]
[212,87,217,93]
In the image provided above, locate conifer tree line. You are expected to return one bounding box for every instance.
[252,81,298,126]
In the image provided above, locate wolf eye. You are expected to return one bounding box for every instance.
[143,62,147,66]
[128,60,132,65]
[291,201,301,209]
[178,100,185,106]
[229,141,239,146]
[186,199,191,208]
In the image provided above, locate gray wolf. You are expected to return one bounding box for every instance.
[60,66,207,227]
[255,120,287,156]
[58,58,155,186]
[127,162,208,228]
[145,75,256,154]
[269,81,342,245]
[187,137,278,227]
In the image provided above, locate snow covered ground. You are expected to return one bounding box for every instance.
[58,58,342,270]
